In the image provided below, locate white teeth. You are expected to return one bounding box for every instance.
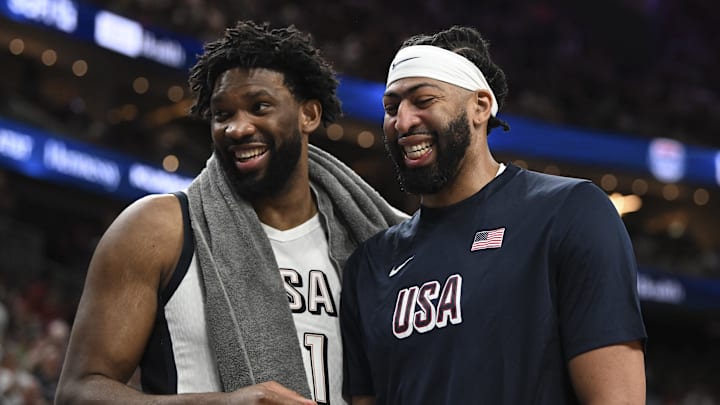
[236,148,267,160]
[403,141,432,159]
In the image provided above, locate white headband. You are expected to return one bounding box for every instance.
[386,45,498,116]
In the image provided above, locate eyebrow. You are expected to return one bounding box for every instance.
[211,88,275,104]
[383,82,444,99]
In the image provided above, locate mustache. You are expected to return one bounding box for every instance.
[218,135,272,148]
[398,130,435,138]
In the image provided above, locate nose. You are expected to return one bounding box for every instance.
[224,115,256,139]
[394,101,421,135]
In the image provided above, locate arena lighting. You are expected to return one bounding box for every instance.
[8,38,24,54]
[357,131,375,149]
[662,184,680,201]
[0,0,202,70]
[3,0,79,34]
[637,268,720,309]
[326,124,344,141]
[0,117,193,199]
[2,0,720,188]
[637,272,685,304]
[600,173,618,191]
[162,154,179,172]
[485,115,720,188]
[41,48,57,66]
[71,59,87,76]
[608,192,642,216]
[693,188,709,206]
[631,178,648,195]
[648,138,685,183]
[167,85,184,102]
[133,77,149,94]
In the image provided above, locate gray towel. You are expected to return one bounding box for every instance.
[186,144,405,395]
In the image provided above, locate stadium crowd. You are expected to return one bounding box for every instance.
[87,0,720,149]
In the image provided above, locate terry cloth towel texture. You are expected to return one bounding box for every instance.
[186,144,405,396]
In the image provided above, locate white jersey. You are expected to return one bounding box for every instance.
[139,192,221,394]
[262,214,346,405]
[139,193,345,404]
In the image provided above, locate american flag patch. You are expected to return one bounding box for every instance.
[470,227,505,251]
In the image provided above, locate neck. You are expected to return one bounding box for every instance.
[252,149,316,230]
[253,180,317,230]
[420,150,500,208]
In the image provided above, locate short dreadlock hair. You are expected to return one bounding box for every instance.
[188,20,342,126]
[401,26,510,134]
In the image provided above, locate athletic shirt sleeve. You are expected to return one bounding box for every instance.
[552,181,647,360]
[340,244,375,397]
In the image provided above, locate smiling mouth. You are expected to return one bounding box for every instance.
[403,141,433,160]
[236,147,268,161]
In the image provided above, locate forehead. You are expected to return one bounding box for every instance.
[384,77,457,98]
[212,68,290,98]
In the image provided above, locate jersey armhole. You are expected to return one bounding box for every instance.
[159,191,195,305]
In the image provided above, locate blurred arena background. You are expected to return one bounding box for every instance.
[0,0,718,403]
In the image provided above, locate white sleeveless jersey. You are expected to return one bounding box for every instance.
[162,255,222,392]
[139,193,222,394]
[139,193,345,404]
[262,214,346,405]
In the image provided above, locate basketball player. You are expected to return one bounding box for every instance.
[341,26,647,404]
[55,21,404,404]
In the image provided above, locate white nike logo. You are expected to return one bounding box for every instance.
[391,56,419,70]
[389,256,414,278]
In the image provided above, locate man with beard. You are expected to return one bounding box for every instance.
[340,26,647,404]
[56,21,404,405]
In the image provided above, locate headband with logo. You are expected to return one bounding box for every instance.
[386,45,499,116]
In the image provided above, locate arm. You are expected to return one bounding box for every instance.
[554,183,647,404]
[55,194,315,405]
[568,340,646,405]
[351,396,376,405]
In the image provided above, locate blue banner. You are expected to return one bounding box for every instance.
[336,76,720,188]
[0,0,203,70]
[638,268,720,310]
[2,0,719,190]
[0,118,193,200]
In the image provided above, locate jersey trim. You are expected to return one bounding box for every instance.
[139,191,194,394]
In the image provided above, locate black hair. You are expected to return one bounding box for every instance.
[188,20,341,126]
[401,26,510,134]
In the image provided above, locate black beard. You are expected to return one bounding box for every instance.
[215,128,303,200]
[384,111,471,195]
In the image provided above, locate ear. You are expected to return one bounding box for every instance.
[469,90,493,128]
[299,99,322,134]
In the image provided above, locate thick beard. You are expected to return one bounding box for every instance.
[384,111,471,195]
[215,128,303,200]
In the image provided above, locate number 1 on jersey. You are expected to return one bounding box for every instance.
[303,333,329,404]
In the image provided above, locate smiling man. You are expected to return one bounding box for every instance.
[341,26,647,404]
[55,21,404,405]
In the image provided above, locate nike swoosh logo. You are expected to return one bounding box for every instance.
[391,56,419,70]
[389,256,414,277]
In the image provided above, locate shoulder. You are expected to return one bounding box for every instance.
[108,193,183,240]
[516,167,591,198]
[369,210,418,247]
[507,166,609,209]
[346,212,418,269]
[96,193,185,284]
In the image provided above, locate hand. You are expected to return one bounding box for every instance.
[230,381,317,404]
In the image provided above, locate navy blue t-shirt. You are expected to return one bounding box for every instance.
[341,163,647,404]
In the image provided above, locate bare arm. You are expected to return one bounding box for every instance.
[568,340,645,405]
[351,396,376,405]
[55,194,315,405]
